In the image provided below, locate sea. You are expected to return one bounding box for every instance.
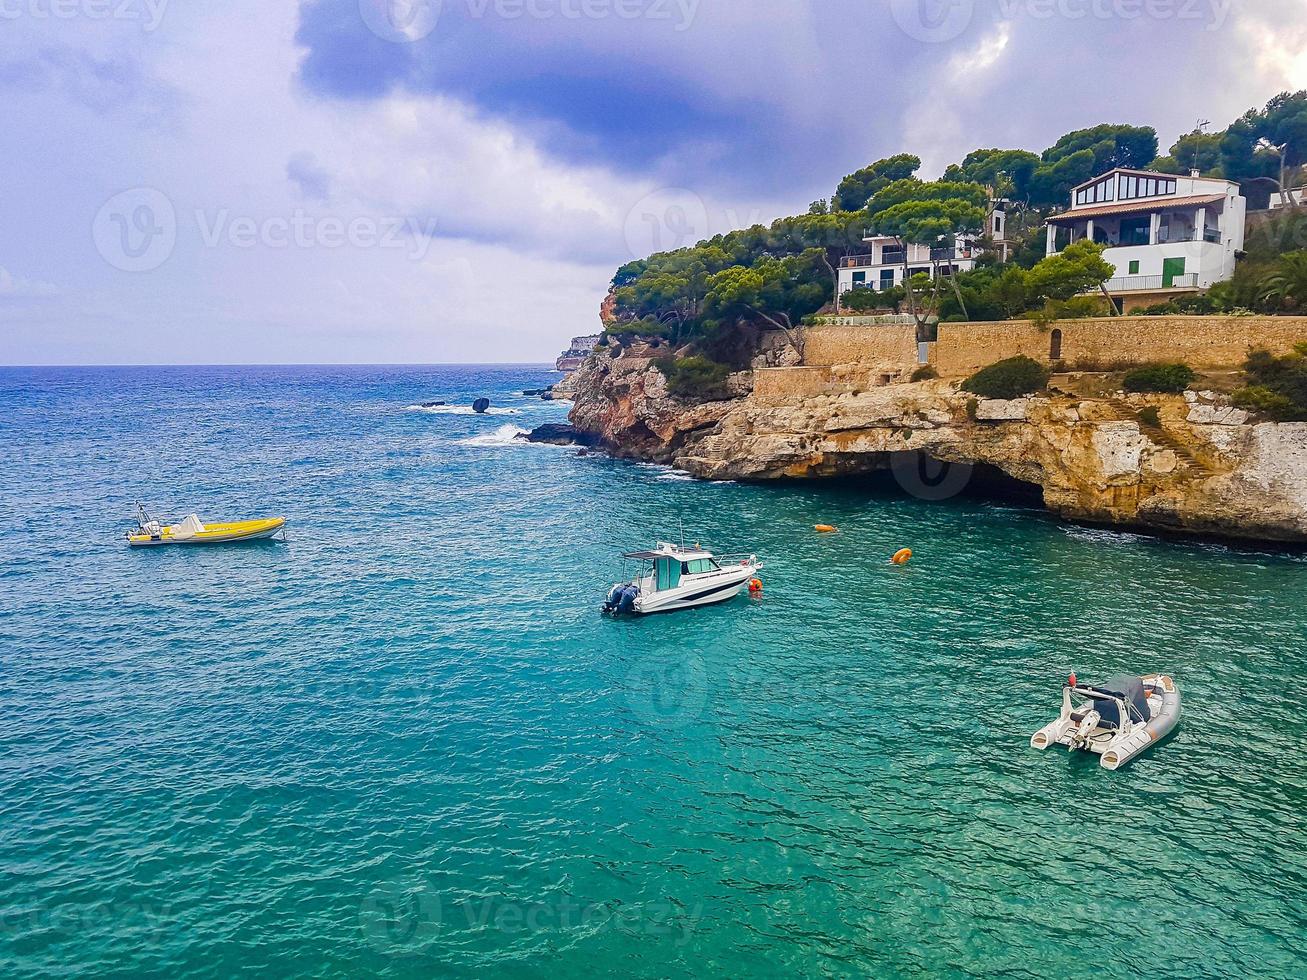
[0,364,1304,978]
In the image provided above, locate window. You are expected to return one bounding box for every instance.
[1128,260,1140,274]
[684,559,717,575]
[1119,215,1151,246]
[880,269,895,285]
[1050,328,1063,361]
[852,271,866,284]
[994,214,1003,234]
[1116,173,1177,202]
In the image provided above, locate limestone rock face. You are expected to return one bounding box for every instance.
[566,349,736,463]
[568,349,1307,543]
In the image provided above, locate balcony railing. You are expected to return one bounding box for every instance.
[1101,273,1200,293]
[843,245,982,268]
[929,246,974,261]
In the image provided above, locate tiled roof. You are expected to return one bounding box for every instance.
[1047,194,1226,224]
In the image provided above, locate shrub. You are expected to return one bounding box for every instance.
[1072,357,1138,373]
[841,289,891,313]
[966,397,979,421]
[1122,363,1196,393]
[1232,385,1298,419]
[911,365,939,382]
[961,355,1051,399]
[1130,302,1181,317]
[1026,295,1112,327]
[655,355,733,401]
[1137,406,1161,427]
[1236,344,1307,420]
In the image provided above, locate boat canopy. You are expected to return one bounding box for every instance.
[623,546,712,561]
[1085,675,1149,729]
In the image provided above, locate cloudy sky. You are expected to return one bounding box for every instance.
[2,0,1305,364]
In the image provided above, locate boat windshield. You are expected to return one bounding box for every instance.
[681,558,720,575]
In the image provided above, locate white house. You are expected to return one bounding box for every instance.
[1045,168,1246,312]
[836,205,1008,303]
[1267,187,1307,209]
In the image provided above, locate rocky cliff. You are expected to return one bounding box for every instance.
[568,346,1307,544]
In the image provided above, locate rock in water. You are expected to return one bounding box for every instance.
[472,398,491,414]
[420,401,446,408]
[524,423,601,447]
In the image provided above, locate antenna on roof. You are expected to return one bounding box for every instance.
[679,515,685,551]
[1190,120,1212,175]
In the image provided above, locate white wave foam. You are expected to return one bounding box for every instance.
[458,424,530,447]
[1061,526,1148,546]
[656,470,696,482]
[406,404,520,416]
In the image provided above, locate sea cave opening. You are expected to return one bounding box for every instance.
[822,451,1045,509]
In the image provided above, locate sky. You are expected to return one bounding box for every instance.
[1,0,1306,365]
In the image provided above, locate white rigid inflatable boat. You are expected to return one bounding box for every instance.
[1031,673,1180,770]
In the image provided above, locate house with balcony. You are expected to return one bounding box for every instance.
[1044,168,1246,312]
[836,205,1007,304]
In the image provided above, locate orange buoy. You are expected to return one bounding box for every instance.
[892,548,913,565]
[815,524,838,534]
[749,578,763,593]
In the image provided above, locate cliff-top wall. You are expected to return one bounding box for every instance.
[936,315,1307,376]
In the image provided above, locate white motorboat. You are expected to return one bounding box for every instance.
[603,542,762,615]
[1031,673,1181,770]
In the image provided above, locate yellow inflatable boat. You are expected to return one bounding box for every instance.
[126,504,286,547]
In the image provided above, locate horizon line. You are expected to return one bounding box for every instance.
[0,361,563,369]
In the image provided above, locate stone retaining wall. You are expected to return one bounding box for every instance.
[801,315,1307,379]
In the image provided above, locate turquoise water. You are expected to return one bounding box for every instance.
[1,365,1305,978]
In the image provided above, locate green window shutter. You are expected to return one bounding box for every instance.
[1128,260,1140,275]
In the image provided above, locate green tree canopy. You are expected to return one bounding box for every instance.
[1151,129,1225,176]
[943,148,1041,200]
[1026,124,1158,208]
[1025,239,1117,303]
[833,154,921,212]
[1221,91,1307,205]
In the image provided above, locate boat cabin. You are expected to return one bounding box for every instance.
[623,543,723,592]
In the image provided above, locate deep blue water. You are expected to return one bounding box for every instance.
[0,364,1305,978]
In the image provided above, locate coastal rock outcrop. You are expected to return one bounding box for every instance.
[568,346,1307,544]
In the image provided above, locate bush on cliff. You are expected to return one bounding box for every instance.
[1122,362,1196,393]
[1232,344,1307,420]
[656,355,732,401]
[961,356,1050,399]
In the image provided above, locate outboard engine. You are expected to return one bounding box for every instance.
[617,585,639,614]
[1069,709,1101,750]
[603,585,624,613]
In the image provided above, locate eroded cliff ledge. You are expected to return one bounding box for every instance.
[568,346,1307,544]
